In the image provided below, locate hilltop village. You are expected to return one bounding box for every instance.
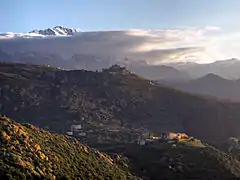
[64,123,201,147]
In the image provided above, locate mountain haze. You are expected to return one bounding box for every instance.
[171,58,240,79]
[1,26,240,79]
[160,73,240,102]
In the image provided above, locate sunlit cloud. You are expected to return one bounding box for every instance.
[0,26,240,65]
[204,26,221,31]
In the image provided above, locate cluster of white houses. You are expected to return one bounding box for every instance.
[66,124,86,137]
[65,124,190,146]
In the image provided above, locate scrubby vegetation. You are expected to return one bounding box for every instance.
[102,142,240,180]
[1,62,240,147]
[0,115,139,180]
[2,114,240,180]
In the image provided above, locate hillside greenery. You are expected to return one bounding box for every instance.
[0,114,139,180]
[101,141,240,180]
[2,114,240,179]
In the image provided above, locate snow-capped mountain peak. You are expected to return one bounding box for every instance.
[29,26,81,36]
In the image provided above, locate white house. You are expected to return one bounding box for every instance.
[78,132,86,136]
[71,124,82,132]
[139,140,146,145]
[228,137,240,153]
[66,131,73,136]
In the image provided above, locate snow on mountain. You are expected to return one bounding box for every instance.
[0,32,46,39]
[0,26,81,39]
[29,26,81,36]
[1,26,240,79]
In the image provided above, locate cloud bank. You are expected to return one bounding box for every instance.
[0,26,239,64]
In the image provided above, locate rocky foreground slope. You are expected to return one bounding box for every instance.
[0,115,139,180]
[1,115,240,179]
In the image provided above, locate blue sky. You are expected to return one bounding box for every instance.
[1,0,240,32]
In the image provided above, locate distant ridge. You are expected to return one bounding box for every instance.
[160,73,240,102]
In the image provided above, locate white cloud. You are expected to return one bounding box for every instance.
[205,26,221,31]
[0,26,240,64]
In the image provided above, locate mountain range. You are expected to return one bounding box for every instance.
[0,46,190,81]
[29,26,81,36]
[170,58,240,79]
[1,26,240,80]
[159,73,240,102]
